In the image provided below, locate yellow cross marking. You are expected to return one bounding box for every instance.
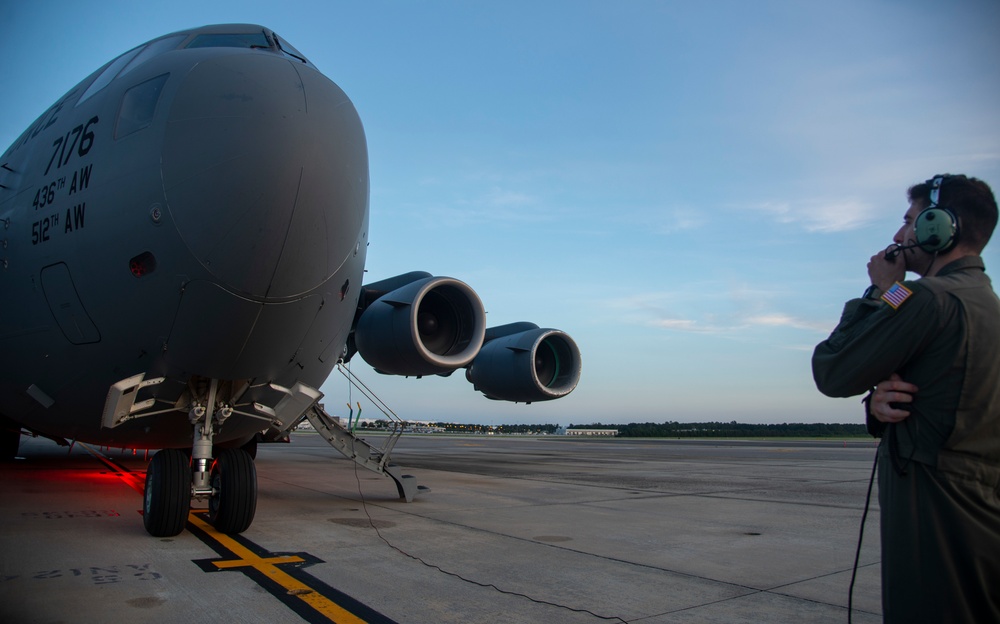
[212,555,305,569]
[188,512,368,623]
[81,444,378,623]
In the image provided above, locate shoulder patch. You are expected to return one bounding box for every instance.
[881,282,913,310]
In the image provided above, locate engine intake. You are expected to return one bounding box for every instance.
[354,275,486,376]
[467,323,581,402]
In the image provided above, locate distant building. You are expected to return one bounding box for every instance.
[564,428,618,437]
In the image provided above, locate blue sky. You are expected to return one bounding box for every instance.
[3,1,998,426]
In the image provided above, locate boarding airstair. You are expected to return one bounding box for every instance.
[303,404,426,501]
[300,364,427,502]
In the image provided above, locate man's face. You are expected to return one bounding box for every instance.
[893,200,933,274]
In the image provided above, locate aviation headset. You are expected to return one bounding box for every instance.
[914,175,960,253]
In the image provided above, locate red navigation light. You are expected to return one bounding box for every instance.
[129,252,157,277]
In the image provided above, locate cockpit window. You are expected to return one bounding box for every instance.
[77,45,143,105]
[120,34,185,77]
[76,34,185,107]
[186,32,270,49]
[273,33,308,64]
[115,73,170,139]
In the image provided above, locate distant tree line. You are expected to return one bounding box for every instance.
[363,420,559,434]
[432,422,560,434]
[569,421,868,437]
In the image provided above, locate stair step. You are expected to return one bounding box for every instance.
[303,405,425,503]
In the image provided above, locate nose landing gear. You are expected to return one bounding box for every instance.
[142,379,258,537]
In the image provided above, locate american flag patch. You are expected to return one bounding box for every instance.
[881,282,913,309]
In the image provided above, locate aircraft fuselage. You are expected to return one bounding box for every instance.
[0,25,369,448]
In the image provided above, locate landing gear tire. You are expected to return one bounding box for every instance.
[1,428,20,461]
[208,448,257,534]
[144,449,192,537]
[241,435,258,460]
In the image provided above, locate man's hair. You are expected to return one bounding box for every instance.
[908,174,998,253]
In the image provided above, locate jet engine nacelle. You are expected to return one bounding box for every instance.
[354,273,486,376]
[467,323,581,403]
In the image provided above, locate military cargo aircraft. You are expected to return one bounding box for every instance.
[0,24,580,537]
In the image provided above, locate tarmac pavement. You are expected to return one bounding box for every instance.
[0,433,883,623]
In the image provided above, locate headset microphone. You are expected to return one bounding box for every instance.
[884,242,920,261]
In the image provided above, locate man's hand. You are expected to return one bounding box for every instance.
[868,249,906,293]
[871,373,918,423]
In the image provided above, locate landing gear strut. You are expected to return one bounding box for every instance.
[141,379,258,537]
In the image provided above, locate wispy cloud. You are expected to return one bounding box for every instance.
[651,318,707,332]
[646,312,829,336]
[610,287,832,337]
[745,198,875,233]
[638,206,709,235]
[744,313,831,333]
[400,182,563,228]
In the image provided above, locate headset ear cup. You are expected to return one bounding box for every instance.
[915,207,958,253]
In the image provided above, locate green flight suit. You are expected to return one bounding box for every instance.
[812,256,1000,623]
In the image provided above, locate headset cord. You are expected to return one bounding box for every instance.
[341,372,626,623]
[849,444,879,624]
[923,250,939,281]
[348,445,628,623]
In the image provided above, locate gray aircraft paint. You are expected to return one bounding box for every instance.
[1,25,371,448]
[0,24,580,535]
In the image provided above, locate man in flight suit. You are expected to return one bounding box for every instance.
[812,174,999,622]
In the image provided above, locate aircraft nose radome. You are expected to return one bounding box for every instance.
[160,53,369,300]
